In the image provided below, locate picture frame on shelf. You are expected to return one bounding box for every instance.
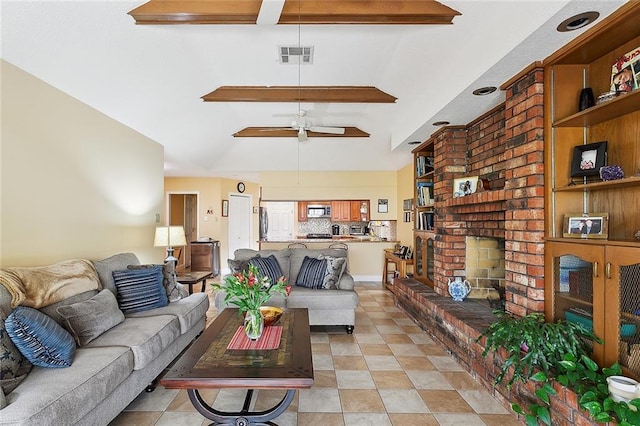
[562,213,609,239]
[570,141,607,178]
[610,46,639,93]
[452,176,478,197]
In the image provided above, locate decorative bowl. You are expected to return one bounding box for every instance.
[260,306,283,327]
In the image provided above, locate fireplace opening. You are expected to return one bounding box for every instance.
[464,236,505,308]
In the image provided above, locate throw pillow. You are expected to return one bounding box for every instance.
[112,266,168,314]
[128,262,182,302]
[227,258,252,274]
[295,256,326,289]
[0,308,33,394]
[56,289,125,346]
[321,256,347,290]
[249,255,283,285]
[5,306,76,368]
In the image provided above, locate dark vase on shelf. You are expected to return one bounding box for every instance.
[578,87,595,111]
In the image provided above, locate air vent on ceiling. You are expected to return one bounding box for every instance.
[279,46,314,65]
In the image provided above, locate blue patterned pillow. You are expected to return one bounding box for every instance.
[112,265,168,314]
[5,306,76,368]
[295,256,326,289]
[249,255,283,285]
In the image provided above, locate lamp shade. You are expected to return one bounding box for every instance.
[154,226,187,247]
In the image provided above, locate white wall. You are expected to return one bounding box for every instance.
[1,60,165,266]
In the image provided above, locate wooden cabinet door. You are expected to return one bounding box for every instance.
[545,241,606,363]
[350,201,361,221]
[604,246,640,375]
[297,201,308,222]
[331,201,350,221]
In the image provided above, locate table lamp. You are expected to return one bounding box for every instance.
[154,226,187,263]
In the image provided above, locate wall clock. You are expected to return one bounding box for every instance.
[237,182,245,193]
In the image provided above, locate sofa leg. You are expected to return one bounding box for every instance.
[346,325,354,334]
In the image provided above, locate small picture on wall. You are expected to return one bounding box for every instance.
[563,213,609,239]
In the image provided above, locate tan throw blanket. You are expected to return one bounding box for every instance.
[0,259,101,309]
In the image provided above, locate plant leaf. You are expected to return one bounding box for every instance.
[531,371,547,382]
[535,406,551,425]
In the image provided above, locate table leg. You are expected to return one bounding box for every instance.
[188,388,295,425]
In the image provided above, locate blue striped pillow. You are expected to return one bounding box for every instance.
[295,256,326,289]
[112,265,168,314]
[5,306,76,368]
[249,255,283,285]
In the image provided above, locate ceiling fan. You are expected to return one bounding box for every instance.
[260,110,346,142]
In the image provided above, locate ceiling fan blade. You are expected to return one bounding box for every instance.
[308,126,345,135]
[298,127,308,142]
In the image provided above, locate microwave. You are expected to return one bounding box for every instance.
[307,205,331,218]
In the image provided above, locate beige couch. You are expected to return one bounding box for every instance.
[0,253,209,426]
[214,247,358,333]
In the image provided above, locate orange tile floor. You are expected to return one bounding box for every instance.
[110,282,522,426]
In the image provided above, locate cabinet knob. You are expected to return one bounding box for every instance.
[605,262,612,280]
[593,262,599,278]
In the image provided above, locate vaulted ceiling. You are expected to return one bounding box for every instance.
[0,1,625,180]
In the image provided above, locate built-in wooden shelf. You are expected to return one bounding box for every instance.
[554,176,640,192]
[553,90,640,128]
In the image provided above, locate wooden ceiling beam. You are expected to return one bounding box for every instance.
[234,127,369,137]
[203,86,397,103]
[129,0,460,25]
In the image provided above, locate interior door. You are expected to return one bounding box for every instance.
[228,194,252,260]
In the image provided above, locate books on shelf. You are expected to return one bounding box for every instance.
[416,155,434,176]
[416,182,434,207]
[416,211,434,231]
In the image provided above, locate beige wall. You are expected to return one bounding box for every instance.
[259,171,399,220]
[1,60,165,266]
[396,163,415,246]
[164,177,262,263]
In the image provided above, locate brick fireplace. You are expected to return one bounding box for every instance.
[393,67,593,424]
[426,66,545,317]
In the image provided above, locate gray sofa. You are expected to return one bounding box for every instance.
[214,247,358,333]
[0,253,209,426]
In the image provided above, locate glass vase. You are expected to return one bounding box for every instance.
[244,309,264,341]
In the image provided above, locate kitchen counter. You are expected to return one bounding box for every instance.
[258,239,398,281]
[259,236,397,243]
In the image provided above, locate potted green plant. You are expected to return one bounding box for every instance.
[477,311,640,425]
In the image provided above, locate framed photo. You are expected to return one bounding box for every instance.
[570,141,607,178]
[377,199,388,213]
[611,46,639,93]
[221,199,229,217]
[452,176,478,197]
[563,213,609,239]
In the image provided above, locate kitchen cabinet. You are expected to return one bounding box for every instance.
[350,200,369,221]
[543,3,640,378]
[545,241,640,379]
[297,201,308,222]
[331,201,351,222]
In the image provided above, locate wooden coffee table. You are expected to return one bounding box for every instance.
[160,308,313,425]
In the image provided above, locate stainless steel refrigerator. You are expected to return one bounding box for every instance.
[259,207,268,240]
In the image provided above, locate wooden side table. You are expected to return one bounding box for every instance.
[382,249,413,292]
[176,270,213,294]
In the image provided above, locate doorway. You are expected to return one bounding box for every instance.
[228,194,252,260]
[168,193,198,269]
